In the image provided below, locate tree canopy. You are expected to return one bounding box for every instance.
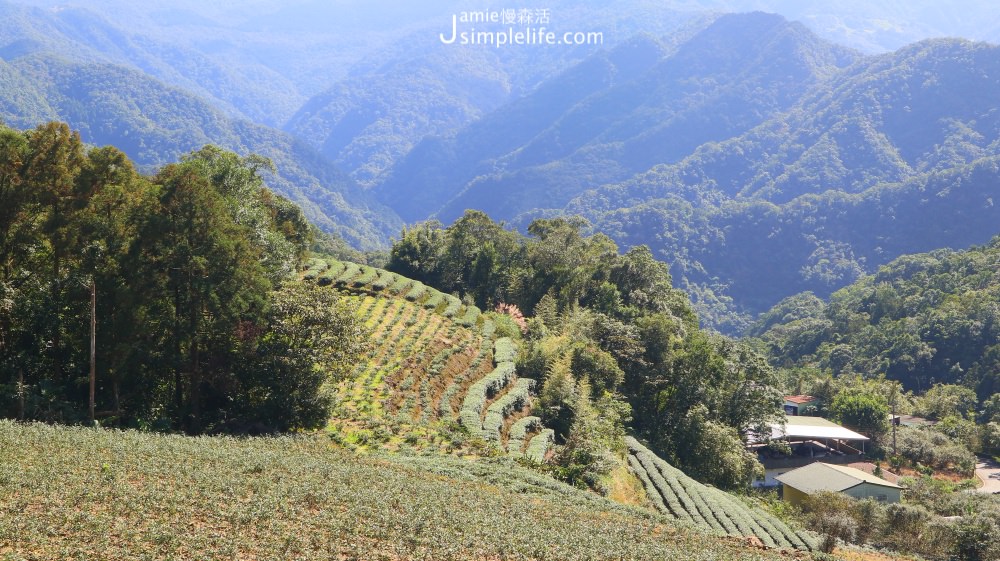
[0,122,366,433]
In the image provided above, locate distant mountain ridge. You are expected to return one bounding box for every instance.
[0,51,401,248]
[368,15,1000,330]
[565,37,1000,328]
[375,13,859,224]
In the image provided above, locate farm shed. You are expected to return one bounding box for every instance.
[750,416,870,487]
[775,462,902,505]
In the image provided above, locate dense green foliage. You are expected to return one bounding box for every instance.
[0,51,399,248]
[387,211,783,489]
[372,19,1000,331]
[0,123,365,432]
[566,38,1000,329]
[797,479,1000,560]
[753,237,1000,409]
[0,420,803,561]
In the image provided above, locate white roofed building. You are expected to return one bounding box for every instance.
[750,416,870,487]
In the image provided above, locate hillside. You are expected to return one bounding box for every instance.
[374,12,857,224]
[294,255,824,552]
[0,420,800,561]
[0,53,401,248]
[564,37,1000,330]
[300,257,553,460]
[750,235,1000,399]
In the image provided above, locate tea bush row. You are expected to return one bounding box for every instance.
[625,438,818,552]
[482,378,536,441]
[507,416,542,456]
[459,362,517,436]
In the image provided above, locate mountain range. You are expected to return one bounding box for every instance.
[2,1,999,327]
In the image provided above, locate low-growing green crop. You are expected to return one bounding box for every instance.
[335,262,361,285]
[625,437,819,552]
[493,337,517,363]
[441,295,462,317]
[525,428,555,463]
[458,304,480,327]
[507,415,542,456]
[404,282,427,302]
[353,265,379,287]
[0,421,798,561]
[482,378,536,441]
[422,291,445,310]
[459,362,517,436]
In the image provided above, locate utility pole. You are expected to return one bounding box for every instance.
[89,278,96,425]
[891,383,898,457]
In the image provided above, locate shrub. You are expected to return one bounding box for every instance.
[482,379,535,441]
[404,282,427,302]
[458,363,517,435]
[388,274,412,295]
[442,295,462,317]
[422,291,444,310]
[353,266,378,287]
[494,303,527,333]
[507,416,542,455]
[494,337,517,364]
[334,262,361,285]
[525,429,554,462]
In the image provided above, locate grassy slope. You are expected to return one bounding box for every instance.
[0,421,796,561]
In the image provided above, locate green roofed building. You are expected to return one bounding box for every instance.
[775,462,902,506]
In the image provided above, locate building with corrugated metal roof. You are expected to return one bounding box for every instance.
[775,462,903,505]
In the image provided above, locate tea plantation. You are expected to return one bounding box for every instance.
[0,421,799,561]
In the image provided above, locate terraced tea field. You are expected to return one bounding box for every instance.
[302,259,548,457]
[626,437,820,552]
[301,259,818,555]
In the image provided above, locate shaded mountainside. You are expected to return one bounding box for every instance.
[0,0,304,125]
[284,45,514,189]
[284,1,702,190]
[750,236,1000,399]
[0,53,401,248]
[374,12,858,224]
[561,37,1000,330]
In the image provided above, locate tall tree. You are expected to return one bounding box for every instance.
[142,161,270,432]
[22,123,86,387]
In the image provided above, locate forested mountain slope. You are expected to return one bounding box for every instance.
[750,236,1000,399]
[284,1,701,189]
[0,0,306,125]
[568,37,1000,329]
[375,12,858,223]
[0,53,401,248]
